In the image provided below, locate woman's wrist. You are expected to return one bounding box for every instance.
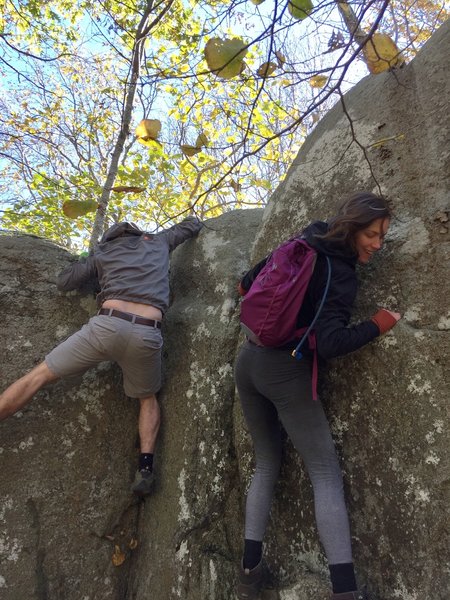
[371,308,401,334]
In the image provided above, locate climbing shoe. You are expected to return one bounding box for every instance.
[131,469,155,496]
[237,560,263,600]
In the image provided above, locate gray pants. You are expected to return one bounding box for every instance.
[46,315,162,398]
[235,341,352,564]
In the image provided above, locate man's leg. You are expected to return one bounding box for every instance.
[131,394,160,497]
[0,362,59,421]
[119,322,163,496]
[138,394,160,453]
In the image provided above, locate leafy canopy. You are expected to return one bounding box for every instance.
[0,0,447,248]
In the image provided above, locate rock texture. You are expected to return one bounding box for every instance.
[244,19,450,600]
[1,20,449,600]
[126,209,264,600]
[0,234,140,599]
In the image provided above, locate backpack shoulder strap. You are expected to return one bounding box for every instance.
[291,254,331,401]
[291,254,332,358]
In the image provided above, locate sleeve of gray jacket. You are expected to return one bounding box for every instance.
[164,216,204,251]
[56,255,97,291]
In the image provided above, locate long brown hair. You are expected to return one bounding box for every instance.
[321,192,392,251]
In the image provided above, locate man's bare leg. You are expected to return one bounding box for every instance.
[138,394,160,453]
[131,394,160,496]
[0,362,59,421]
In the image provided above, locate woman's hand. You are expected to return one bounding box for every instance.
[371,308,401,335]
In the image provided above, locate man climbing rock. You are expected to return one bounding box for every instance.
[0,215,203,496]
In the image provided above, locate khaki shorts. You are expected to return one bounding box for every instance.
[45,315,163,398]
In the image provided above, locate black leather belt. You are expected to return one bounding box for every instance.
[98,308,162,328]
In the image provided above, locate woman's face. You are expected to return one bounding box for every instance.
[354,217,390,263]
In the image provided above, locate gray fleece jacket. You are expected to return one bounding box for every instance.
[57,217,203,313]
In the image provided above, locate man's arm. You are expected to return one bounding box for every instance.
[57,255,97,291]
[163,216,204,251]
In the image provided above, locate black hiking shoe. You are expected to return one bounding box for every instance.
[237,560,263,599]
[131,469,155,497]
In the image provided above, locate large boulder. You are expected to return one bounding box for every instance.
[126,209,264,600]
[0,210,263,600]
[236,19,450,600]
[0,234,139,599]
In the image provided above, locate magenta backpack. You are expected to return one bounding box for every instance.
[240,238,331,354]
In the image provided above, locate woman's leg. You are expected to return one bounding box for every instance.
[237,347,357,593]
[278,395,353,565]
[235,344,283,599]
[256,352,353,566]
[235,345,283,545]
[241,394,283,544]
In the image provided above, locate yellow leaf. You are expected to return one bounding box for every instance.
[137,138,163,149]
[135,119,162,141]
[129,539,138,550]
[62,199,97,219]
[256,62,277,77]
[204,37,248,80]
[195,133,209,148]
[287,0,313,21]
[112,545,126,567]
[363,34,405,74]
[110,186,146,193]
[250,0,265,4]
[181,145,201,157]
[275,51,286,68]
[368,133,405,149]
[309,75,328,88]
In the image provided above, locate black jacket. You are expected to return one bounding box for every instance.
[240,221,379,360]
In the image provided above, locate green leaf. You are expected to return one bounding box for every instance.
[181,145,201,156]
[110,186,146,193]
[287,0,313,21]
[256,62,277,77]
[204,37,248,80]
[62,199,97,219]
[309,74,328,88]
[195,133,209,148]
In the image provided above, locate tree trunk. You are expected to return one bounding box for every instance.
[89,0,174,248]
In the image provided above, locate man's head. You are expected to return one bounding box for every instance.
[100,222,143,243]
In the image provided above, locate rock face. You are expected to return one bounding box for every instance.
[243,18,450,600]
[1,21,449,600]
[126,209,265,600]
[0,210,264,600]
[0,235,140,599]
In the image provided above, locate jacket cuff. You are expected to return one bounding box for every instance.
[371,309,398,335]
[238,282,247,297]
